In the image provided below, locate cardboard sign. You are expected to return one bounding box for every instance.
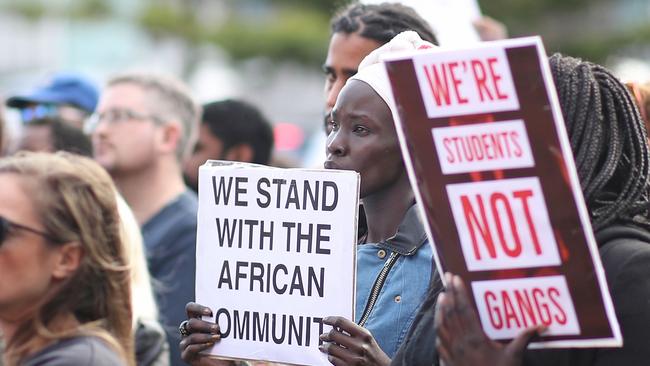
[382,37,622,348]
[195,161,359,365]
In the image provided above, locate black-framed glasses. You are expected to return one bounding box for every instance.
[0,215,58,246]
[84,108,165,133]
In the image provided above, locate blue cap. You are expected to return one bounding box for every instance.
[6,72,99,113]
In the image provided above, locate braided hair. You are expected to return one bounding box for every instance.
[549,54,650,232]
[331,2,438,46]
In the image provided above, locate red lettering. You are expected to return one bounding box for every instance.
[461,136,474,162]
[461,194,496,260]
[548,287,567,325]
[470,135,485,160]
[485,291,503,329]
[471,59,493,102]
[444,128,526,165]
[481,133,495,159]
[451,137,463,163]
[443,138,455,163]
[423,64,451,106]
[448,62,469,104]
[512,190,542,255]
[490,193,522,258]
[480,285,576,333]
[482,286,573,332]
[489,133,504,159]
[487,57,508,100]
[499,131,512,156]
[532,288,552,325]
[510,131,522,157]
[514,289,537,327]
[501,291,522,329]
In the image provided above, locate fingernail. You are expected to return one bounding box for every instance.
[453,275,462,287]
[318,345,326,353]
[319,333,326,340]
[211,325,219,333]
[211,335,220,341]
[204,308,212,316]
[322,316,332,323]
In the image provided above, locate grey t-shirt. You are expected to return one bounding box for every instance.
[22,336,125,366]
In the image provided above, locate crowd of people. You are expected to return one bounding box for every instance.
[0,1,649,366]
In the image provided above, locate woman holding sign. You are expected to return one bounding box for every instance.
[179,32,440,366]
[317,31,439,365]
[393,54,650,366]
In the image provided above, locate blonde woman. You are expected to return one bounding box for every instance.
[0,152,133,365]
[117,195,170,366]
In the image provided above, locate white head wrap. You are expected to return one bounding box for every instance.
[346,31,437,117]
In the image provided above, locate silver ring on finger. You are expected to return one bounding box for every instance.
[179,320,191,337]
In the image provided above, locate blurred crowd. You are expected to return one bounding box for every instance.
[0,2,649,366]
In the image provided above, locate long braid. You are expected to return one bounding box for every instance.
[549,54,650,233]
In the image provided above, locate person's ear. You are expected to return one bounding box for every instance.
[52,242,83,280]
[224,144,254,163]
[159,122,182,154]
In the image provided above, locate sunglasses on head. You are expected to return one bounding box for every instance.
[20,104,60,124]
[0,215,58,245]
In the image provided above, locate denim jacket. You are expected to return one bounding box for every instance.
[355,204,434,358]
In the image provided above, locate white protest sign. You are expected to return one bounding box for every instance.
[196,161,359,365]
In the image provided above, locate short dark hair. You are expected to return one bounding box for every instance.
[202,100,274,165]
[331,2,438,46]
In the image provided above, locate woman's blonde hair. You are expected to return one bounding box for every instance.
[0,152,134,365]
[115,194,159,326]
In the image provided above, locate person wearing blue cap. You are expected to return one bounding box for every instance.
[6,72,99,129]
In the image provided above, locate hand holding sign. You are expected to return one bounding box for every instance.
[180,303,224,366]
[319,316,391,366]
[435,273,546,366]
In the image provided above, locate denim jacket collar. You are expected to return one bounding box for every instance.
[376,204,428,256]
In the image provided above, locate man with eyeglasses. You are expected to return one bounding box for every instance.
[88,72,200,366]
[6,72,99,129]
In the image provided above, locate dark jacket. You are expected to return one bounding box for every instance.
[135,318,170,366]
[142,190,198,366]
[523,225,650,366]
[390,224,650,366]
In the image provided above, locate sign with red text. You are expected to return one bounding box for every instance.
[196,161,359,365]
[383,37,621,348]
